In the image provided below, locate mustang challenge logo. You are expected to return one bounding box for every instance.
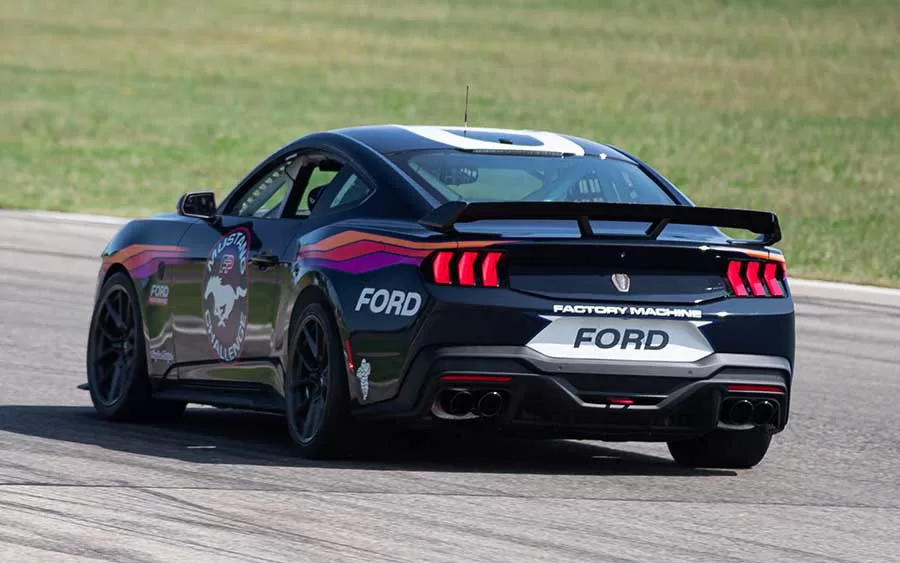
[203,228,250,362]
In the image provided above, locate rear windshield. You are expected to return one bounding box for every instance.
[388,150,677,205]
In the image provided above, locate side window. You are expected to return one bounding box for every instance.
[229,160,294,218]
[295,164,340,217]
[328,173,373,210]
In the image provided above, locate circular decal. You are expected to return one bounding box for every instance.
[202,228,250,362]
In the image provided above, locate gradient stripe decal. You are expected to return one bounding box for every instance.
[297,231,497,274]
[103,244,188,278]
[302,230,496,252]
[301,240,433,262]
[303,252,424,274]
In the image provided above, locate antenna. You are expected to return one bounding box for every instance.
[463,84,469,136]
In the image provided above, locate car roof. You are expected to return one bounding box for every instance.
[318,124,635,162]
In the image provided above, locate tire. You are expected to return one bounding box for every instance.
[284,301,353,458]
[667,429,773,469]
[86,271,186,422]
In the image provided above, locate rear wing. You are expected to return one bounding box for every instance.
[419,201,781,246]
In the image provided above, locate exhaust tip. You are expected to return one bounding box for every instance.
[476,391,504,418]
[444,391,473,416]
[752,400,777,425]
[728,399,754,425]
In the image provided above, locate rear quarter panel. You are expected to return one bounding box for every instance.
[289,220,495,404]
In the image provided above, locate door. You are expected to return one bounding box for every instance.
[169,150,345,386]
[170,155,304,386]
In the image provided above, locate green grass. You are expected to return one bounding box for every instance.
[1,0,898,285]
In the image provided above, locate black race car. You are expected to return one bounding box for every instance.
[85,125,794,468]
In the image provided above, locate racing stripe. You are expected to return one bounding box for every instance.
[302,252,424,274]
[103,244,187,263]
[300,240,433,262]
[397,125,587,155]
[103,244,188,278]
[298,231,498,274]
[301,230,496,253]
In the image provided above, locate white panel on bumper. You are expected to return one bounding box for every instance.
[526,317,713,363]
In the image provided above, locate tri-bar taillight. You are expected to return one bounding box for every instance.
[726,260,786,297]
[429,250,505,287]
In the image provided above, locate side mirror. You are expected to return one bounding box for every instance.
[177,191,217,220]
[307,185,325,211]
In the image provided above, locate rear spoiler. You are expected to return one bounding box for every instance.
[419,201,781,245]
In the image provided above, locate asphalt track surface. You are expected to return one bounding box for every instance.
[0,211,898,562]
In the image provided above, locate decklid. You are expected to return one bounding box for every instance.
[419,201,781,246]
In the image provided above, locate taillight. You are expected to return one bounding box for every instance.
[457,252,478,286]
[745,261,765,296]
[433,251,453,284]
[763,263,784,297]
[726,261,748,297]
[725,260,786,298]
[480,252,503,287]
[429,250,505,287]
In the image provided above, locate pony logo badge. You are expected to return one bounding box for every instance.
[611,273,631,293]
[203,228,250,362]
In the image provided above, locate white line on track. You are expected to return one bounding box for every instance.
[0,209,130,225]
[787,278,900,297]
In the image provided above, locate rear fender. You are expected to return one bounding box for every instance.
[291,261,432,405]
[287,269,366,404]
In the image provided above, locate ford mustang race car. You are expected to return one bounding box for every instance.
[84,124,794,468]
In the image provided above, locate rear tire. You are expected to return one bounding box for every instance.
[284,301,353,458]
[667,429,772,469]
[86,272,186,422]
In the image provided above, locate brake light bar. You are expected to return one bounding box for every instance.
[440,374,512,383]
[429,250,505,287]
[725,260,786,298]
[727,384,785,394]
[607,397,634,405]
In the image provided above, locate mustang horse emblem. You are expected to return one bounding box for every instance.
[611,273,631,293]
[204,275,247,327]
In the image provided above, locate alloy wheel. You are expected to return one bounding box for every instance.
[289,314,330,444]
[90,285,138,406]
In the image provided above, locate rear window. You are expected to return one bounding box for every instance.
[389,150,676,205]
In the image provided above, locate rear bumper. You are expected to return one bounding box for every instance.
[354,347,792,441]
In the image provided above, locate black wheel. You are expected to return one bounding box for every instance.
[86,272,186,422]
[667,429,773,469]
[285,301,351,458]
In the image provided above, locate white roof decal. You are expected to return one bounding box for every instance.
[395,125,586,156]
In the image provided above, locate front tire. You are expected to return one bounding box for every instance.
[86,271,186,422]
[667,429,773,469]
[284,301,352,458]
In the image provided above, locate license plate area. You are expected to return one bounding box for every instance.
[526,317,713,363]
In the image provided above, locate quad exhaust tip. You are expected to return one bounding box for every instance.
[722,398,779,426]
[477,391,504,418]
[752,400,777,425]
[434,389,506,420]
[728,399,754,425]
[446,390,473,417]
